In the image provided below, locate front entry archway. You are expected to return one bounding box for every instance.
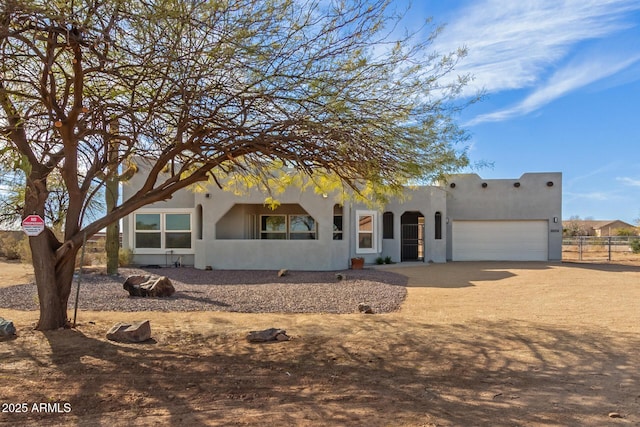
[401,211,425,261]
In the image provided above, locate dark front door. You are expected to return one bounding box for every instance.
[401,212,424,261]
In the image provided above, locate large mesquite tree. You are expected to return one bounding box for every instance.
[0,0,472,330]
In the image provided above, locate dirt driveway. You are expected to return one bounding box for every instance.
[1,261,640,426]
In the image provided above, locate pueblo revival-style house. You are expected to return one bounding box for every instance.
[122,163,562,270]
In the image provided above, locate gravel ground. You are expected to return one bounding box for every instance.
[0,267,408,314]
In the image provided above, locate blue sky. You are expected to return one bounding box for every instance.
[400,0,640,223]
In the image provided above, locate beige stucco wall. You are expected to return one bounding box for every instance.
[193,184,351,270]
[122,162,562,268]
[444,173,562,261]
[375,186,448,263]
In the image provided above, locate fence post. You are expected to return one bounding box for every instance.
[579,236,583,261]
[608,236,612,262]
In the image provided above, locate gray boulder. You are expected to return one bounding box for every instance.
[0,317,16,339]
[123,275,150,287]
[123,276,175,297]
[106,320,152,343]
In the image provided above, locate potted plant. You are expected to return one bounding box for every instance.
[351,257,365,269]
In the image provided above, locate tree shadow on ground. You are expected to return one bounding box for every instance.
[2,318,639,426]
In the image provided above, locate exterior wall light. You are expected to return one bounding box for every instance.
[547,181,554,187]
[481,182,488,188]
[449,183,456,188]
[513,182,520,188]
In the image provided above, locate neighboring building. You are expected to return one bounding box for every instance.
[562,220,637,237]
[122,165,562,270]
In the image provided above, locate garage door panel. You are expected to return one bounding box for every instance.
[452,220,548,261]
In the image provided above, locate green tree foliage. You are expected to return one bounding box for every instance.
[0,0,473,329]
[616,228,638,237]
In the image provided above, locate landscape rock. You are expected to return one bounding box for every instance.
[608,412,622,419]
[123,276,175,297]
[0,317,16,339]
[106,320,152,343]
[335,273,346,281]
[123,275,150,287]
[278,269,288,277]
[246,328,290,342]
[358,303,374,314]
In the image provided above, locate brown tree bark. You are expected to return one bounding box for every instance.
[30,231,77,330]
[106,119,120,275]
[23,168,78,330]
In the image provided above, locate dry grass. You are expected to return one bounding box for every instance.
[2,260,640,426]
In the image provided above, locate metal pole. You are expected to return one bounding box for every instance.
[608,236,612,262]
[73,233,87,327]
[579,236,583,261]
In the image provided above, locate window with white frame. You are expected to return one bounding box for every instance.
[260,214,317,240]
[165,213,192,248]
[356,210,377,253]
[134,212,192,250]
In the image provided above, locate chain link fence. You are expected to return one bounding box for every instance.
[563,236,640,262]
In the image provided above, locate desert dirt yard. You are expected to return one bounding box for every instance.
[1,259,640,426]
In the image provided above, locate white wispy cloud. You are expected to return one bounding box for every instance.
[617,177,640,187]
[566,162,621,187]
[432,0,640,123]
[467,53,640,125]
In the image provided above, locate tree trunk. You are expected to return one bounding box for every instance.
[106,118,120,275]
[105,179,119,274]
[30,230,77,330]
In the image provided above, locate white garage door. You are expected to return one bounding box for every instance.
[452,220,548,261]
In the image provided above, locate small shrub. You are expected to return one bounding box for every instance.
[384,256,392,264]
[0,235,21,260]
[0,234,31,262]
[630,239,640,254]
[119,248,134,267]
[80,252,94,266]
[375,257,384,265]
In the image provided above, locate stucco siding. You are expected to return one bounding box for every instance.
[377,187,448,263]
[191,183,350,270]
[445,173,562,261]
[122,165,562,269]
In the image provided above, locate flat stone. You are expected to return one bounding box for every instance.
[247,328,289,343]
[608,412,622,419]
[106,320,152,343]
[278,269,288,277]
[275,332,290,341]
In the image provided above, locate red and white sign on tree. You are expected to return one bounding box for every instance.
[22,214,45,237]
